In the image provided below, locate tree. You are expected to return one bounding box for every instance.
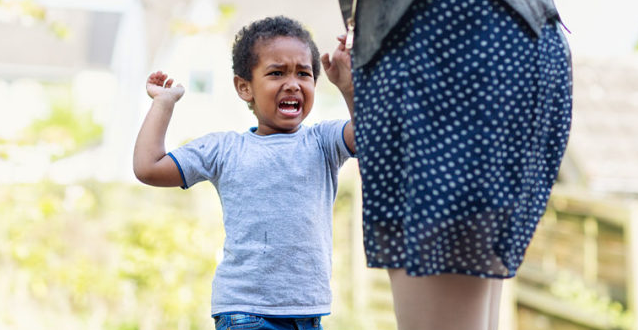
[0,0,70,38]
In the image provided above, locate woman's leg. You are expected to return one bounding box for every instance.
[487,279,503,330]
[388,269,502,330]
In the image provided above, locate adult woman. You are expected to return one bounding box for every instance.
[336,0,572,329]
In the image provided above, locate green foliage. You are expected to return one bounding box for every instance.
[170,3,236,35]
[12,0,45,20]
[0,0,71,39]
[21,102,103,160]
[328,180,357,328]
[0,182,220,330]
[49,20,71,39]
[218,3,236,18]
[0,176,368,330]
[550,271,634,329]
[1,82,104,160]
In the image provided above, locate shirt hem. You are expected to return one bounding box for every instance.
[341,120,356,157]
[167,152,188,189]
[211,311,330,318]
[211,305,331,318]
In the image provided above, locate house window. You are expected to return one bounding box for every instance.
[189,70,213,94]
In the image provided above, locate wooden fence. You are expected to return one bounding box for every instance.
[340,178,638,330]
[509,186,638,330]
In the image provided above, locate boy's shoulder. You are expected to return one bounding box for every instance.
[306,119,349,131]
[305,119,349,137]
[180,130,245,152]
[197,129,244,141]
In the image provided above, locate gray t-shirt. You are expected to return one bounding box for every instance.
[168,119,353,316]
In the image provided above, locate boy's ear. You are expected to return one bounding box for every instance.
[234,75,253,102]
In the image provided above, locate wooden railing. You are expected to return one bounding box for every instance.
[514,186,638,330]
[333,174,637,330]
[348,175,397,330]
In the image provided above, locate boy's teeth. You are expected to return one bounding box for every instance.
[279,100,299,113]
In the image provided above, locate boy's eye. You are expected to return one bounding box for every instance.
[298,71,312,77]
[268,71,283,76]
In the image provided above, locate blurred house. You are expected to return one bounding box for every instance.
[0,0,169,183]
[0,0,349,184]
[0,0,244,183]
[559,56,638,196]
[514,55,638,330]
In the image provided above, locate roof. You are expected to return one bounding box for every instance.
[562,55,638,195]
[0,0,193,80]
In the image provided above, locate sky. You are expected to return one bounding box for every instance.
[554,0,638,57]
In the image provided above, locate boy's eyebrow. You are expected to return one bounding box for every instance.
[265,63,313,71]
[265,63,286,70]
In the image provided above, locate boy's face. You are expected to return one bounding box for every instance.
[235,36,315,135]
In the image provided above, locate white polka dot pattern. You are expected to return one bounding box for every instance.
[352,0,572,278]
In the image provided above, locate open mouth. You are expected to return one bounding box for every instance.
[278,99,301,115]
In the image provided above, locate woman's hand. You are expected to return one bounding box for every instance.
[321,35,354,97]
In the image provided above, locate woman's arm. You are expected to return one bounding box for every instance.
[322,34,356,154]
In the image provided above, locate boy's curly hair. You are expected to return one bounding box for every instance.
[232,16,320,82]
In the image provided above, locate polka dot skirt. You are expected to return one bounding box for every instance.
[352,0,572,278]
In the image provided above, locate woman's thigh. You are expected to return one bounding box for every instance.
[387,269,502,330]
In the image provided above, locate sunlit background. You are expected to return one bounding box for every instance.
[1,0,637,329]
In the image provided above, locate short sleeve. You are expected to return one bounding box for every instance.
[168,132,232,189]
[312,119,354,169]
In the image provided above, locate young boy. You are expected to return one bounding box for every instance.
[133,16,355,330]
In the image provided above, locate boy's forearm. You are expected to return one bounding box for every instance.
[133,96,176,175]
[341,88,355,124]
[340,87,357,154]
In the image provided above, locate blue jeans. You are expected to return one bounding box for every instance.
[214,314,323,330]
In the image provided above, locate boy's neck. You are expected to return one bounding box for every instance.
[254,125,302,136]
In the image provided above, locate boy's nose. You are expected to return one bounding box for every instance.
[283,79,301,92]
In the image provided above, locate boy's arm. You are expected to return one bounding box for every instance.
[322,35,356,154]
[133,71,185,187]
